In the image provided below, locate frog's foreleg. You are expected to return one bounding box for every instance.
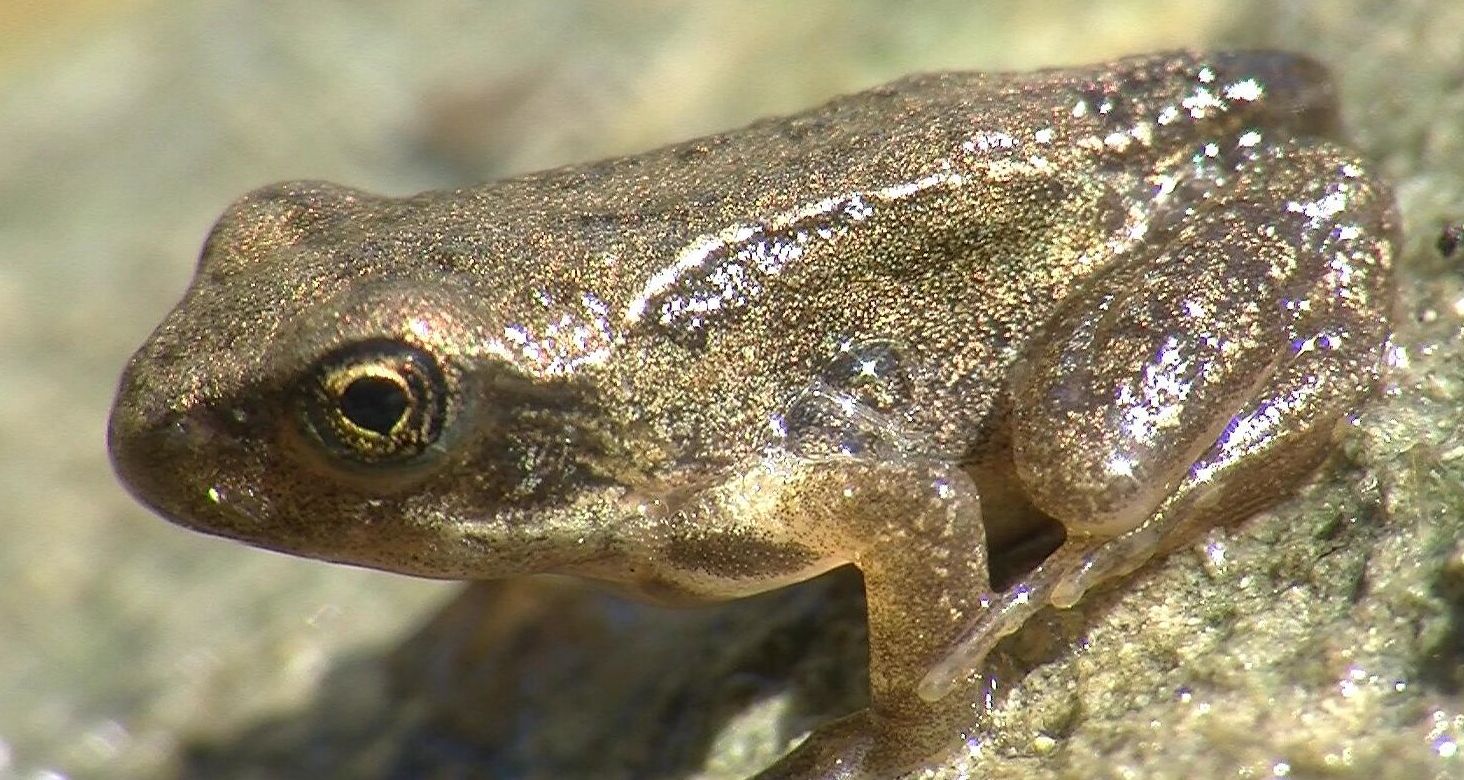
[662,449,992,779]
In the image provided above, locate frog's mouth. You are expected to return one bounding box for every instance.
[108,394,413,575]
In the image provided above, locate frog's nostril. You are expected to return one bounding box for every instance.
[109,374,205,504]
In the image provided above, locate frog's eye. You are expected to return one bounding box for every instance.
[298,340,448,465]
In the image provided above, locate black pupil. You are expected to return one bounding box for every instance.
[340,376,409,435]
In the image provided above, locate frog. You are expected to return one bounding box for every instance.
[108,50,1397,779]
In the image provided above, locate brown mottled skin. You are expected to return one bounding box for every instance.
[110,52,1396,778]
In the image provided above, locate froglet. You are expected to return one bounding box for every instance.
[110,51,1397,779]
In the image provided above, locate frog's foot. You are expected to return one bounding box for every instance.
[917,541,1087,702]
[757,708,966,780]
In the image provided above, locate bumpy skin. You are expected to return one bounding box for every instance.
[110,52,1397,778]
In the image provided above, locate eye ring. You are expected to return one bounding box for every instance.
[298,340,448,465]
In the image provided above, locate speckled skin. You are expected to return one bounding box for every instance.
[110,51,1396,778]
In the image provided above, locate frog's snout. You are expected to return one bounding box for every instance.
[108,362,225,530]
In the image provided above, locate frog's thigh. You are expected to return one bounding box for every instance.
[1013,139,1394,606]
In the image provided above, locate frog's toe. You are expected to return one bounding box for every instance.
[918,529,1170,702]
[1049,528,1165,608]
[914,593,1016,703]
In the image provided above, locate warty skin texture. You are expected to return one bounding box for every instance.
[110,51,1397,778]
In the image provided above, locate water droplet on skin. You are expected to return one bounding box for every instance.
[783,386,881,459]
[820,338,915,414]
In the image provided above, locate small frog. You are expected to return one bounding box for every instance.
[110,51,1397,778]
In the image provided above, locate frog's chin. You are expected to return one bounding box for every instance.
[217,496,634,582]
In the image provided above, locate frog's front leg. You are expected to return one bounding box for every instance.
[632,450,992,779]
[921,138,1397,699]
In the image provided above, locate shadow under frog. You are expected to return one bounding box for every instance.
[179,553,1078,780]
[175,576,870,779]
[111,51,1397,778]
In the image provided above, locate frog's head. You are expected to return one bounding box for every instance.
[109,181,648,579]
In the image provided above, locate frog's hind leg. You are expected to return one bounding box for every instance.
[1041,139,1397,607]
[920,138,1397,702]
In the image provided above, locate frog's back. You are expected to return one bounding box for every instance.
[188,52,1343,472]
[502,70,1119,463]
[357,52,1339,469]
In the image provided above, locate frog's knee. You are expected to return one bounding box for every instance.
[1207,51,1339,136]
[1010,429,1175,536]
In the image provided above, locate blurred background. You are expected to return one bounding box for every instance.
[2,1,1461,778]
